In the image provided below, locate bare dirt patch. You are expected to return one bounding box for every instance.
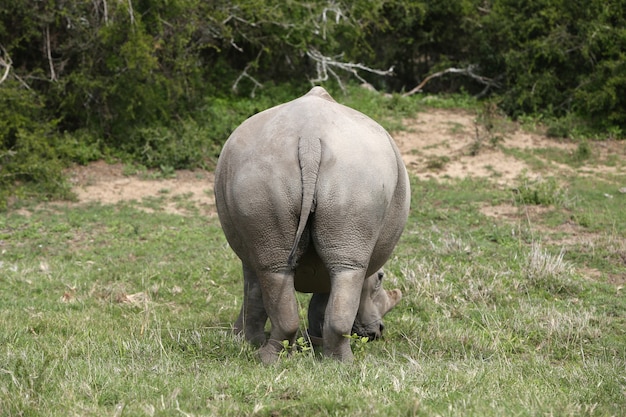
[393,108,578,184]
[66,160,216,216]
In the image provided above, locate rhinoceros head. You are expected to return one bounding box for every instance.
[351,270,402,340]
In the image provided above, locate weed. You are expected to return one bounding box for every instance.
[513,173,569,206]
[471,101,509,155]
[606,125,624,140]
[416,93,478,110]
[159,165,176,179]
[346,333,370,360]
[572,140,592,162]
[279,336,313,359]
[447,122,466,135]
[546,121,571,138]
[425,155,450,170]
[122,164,135,176]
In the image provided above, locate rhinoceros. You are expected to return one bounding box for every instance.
[214,86,410,363]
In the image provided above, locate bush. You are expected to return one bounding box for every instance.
[513,174,568,207]
[476,0,626,133]
[0,82,75,209]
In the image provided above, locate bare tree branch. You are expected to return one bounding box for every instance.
[306,48,394,91]
[0,45,11,85]
[14,74,32,90]
[403,65,501,97]
[127,0,135,26]
[221,3,393,94]
[92,0,109,25]
[232,51,263,97]
[103,0,109,24]
[0,44,34,90]
[319,4,345,40]
[44,26,57,82]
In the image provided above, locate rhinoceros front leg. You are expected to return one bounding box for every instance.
[257,270,300,364]
[234,265,268,346]
[323,269,366,362]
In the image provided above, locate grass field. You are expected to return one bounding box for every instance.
[1,102,625,416]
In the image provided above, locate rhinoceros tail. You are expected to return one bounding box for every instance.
[288,135,322,268]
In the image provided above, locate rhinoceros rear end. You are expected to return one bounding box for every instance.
[215,86,410,363]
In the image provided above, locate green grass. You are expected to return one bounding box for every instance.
[2,166,625,416]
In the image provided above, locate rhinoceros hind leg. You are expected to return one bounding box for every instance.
[234,265,268,346]
[323,268,366,362]
[257,269,299,364]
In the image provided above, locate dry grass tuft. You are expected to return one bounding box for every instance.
[527,243,573,281]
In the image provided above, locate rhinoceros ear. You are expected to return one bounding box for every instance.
[383,289,402,315]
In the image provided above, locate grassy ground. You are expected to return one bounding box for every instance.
[1,105,625,416]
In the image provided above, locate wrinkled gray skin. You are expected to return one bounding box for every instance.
[214,87,410,363]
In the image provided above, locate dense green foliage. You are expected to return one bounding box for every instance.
[1,0,625,206]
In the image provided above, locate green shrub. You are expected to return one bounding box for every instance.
[128,121,215,170]
[572,141,592,163]
[478,0,626,133]
[0,83,74,209]
[513,174,567,207]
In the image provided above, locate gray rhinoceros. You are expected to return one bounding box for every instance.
[215,86,410,363]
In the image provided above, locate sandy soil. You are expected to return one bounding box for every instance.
[65,162,216,216]
[393,108,576,184]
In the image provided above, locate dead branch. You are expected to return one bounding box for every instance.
[403,65,501,97]
[306,48,393,91]
[319,4,345,40]
[103,0,109,24]
[232,51,263,97]
[222,14,258,27]
[127,0,135,25]
[44,26,57,82]
[0,45,11,85]
[91,0,109,25]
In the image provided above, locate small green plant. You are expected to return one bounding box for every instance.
[159,165,176,179]
[279,336,313,358]
[546,121,571,138]
[572,140,592,162]
[122,164,141,176]
[345,333,370,360]
[294,336,313,354]
[425,155,450,170]
[471,101,508,156]
[606,125,624,140]
[513,174,567,206]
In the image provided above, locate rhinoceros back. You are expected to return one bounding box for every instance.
[215,86,409,282]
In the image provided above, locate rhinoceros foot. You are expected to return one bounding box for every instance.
[258,339,286,364]
[322,332,355,363]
